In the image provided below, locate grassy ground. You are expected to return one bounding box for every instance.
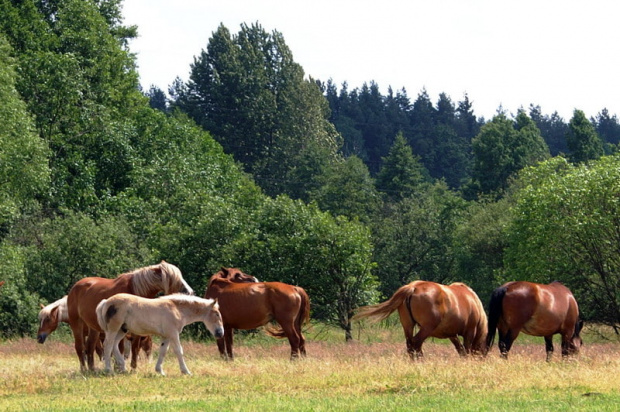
[1,322,618,411]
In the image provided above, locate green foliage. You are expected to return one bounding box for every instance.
[506,155,620,326]
[372,182,467,297]
[0,36,50,232]
[470,111,549,197]
[173,23,341,198]
[566,109,604,163]
[309,155,381,223]
[227,196,378,340]
[376,132,429,202]
[0,242,39,338]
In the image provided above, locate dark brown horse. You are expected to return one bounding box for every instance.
[353,281,488,359]
[204,267,310,360]
[486,281,583,361]
[67,261,193,372]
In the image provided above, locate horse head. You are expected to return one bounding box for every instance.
[217,267,259,283]
[37,305,60,344]
[203,298,225,339]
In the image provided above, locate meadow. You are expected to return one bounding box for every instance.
[1,322,618,411]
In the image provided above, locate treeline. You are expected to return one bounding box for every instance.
[0,1,618,340]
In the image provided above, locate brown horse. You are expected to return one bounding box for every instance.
[204,267,310,360]
[67,260,193,372]
[353,281,488,359]
[486,281,583,361]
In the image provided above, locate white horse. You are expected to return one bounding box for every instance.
[96,293,224,375]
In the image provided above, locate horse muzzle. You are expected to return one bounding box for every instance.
[37,333,47,344]
[214,327,224,339]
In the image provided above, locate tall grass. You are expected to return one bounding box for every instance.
[1,322,618,411]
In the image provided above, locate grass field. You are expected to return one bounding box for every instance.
[1,322,619,411]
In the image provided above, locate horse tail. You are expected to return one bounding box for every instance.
[352,284,415,323]
[95,299,109,331]
[265,286,310,339]
[486,285,507,352]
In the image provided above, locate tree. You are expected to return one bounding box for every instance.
[566,109,604,163]
[0,35,49,233]
[506,155,620,329]
[469,112,549,197]
[172,23,341,197]
[310,156,381,223]
[372,182,467,297]
[145,85,168,113]
[228,196,378,341]
[376,132,429,202]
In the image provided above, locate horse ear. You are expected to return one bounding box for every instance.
[39,303,45,309]
[220,267,229,278]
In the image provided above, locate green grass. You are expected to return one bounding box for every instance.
[1,322,619,411]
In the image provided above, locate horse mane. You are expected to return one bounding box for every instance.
[128,260,186,297]
[161,293,214,306]
[39,296,68,321]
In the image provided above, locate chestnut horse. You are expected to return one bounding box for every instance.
[97,293,224,375]
[204,267,310,360]
[353,281,488,359]
[67,261,193,372]
[486,281,583,361]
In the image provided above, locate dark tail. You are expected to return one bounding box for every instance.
[485,286,507,352]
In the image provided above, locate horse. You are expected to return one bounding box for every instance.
[37,296,151,365]
[96,293,224,375]
[353,280,488,359]
[486,281,583,361]
[37,296,70,344]
[204,267,310,360]
[66,260,193,372]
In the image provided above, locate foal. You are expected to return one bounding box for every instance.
[96,293,224,375]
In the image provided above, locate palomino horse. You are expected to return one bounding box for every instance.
[204,267,310,360]
[353,281,488,359]
[37,296,153,367]
[67,260,193,372]
[96,293,224,375]
[486,281,583,361]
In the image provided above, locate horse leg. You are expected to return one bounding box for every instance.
[410,328,433,359]
[281,322,302,360]
[130,336,140,369]
[70,322,88,372]
[155,339,170,376]
[216,337,227,360]
[224,328,235,360]
[142,336,153,362]
[169,334,191,375]
[544,335,554,361]
[449,336,467,356]
[102,331,116,373]
[112,331,127,372]
[85,329,100,371]
[498,329,518,359]
[397,305,418,359]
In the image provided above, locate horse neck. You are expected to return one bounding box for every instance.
[128,271,165,298]
[174,299,208,326]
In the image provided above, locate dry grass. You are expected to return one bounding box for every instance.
[1,326,619,411]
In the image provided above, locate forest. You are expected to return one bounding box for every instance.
[0,0,619,340]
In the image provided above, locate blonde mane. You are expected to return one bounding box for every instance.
[39,296,68,322]
[126,260,192,297]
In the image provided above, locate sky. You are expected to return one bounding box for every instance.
[122,0,620,120]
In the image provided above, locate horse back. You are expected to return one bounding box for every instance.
[67,276,132,332]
